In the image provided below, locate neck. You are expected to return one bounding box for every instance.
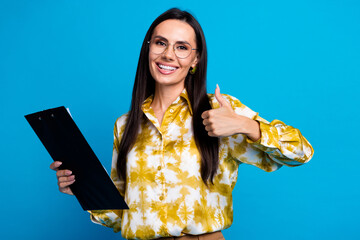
[151,83,185,112]
[150,82,185,126]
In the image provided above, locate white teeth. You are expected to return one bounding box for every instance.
[158,64,177,71]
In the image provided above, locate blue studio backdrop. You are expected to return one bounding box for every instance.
[1,0,359,239]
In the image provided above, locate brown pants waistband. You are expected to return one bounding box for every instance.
[157,231,224,240]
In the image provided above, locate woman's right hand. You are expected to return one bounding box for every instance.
[49,161,75,195]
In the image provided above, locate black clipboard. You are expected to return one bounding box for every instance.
[25,106,129,211]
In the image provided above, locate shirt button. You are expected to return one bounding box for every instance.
[169,109,174,113]
[159,195,164,201]
[157,166,161,171]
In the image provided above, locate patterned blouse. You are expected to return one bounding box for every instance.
[89,89,314,240]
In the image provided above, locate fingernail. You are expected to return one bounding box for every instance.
[66,170,72,175]
[216,84,219,88]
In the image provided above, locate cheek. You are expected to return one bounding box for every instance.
[179,58,194,69]
[148,55,157,79]
[148,53,155,66]
[149,53,158,70]
[180,54,197,69]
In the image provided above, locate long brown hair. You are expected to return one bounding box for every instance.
[117,8,219,185]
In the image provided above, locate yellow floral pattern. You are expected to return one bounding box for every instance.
[90,89,314,240]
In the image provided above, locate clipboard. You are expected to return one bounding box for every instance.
[25,106,129,211]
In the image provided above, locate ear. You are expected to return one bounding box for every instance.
[191,53,199,68]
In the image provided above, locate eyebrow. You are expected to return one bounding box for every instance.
[152,35,192,45]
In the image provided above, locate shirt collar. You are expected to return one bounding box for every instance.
[180,89,193,115]
[142,88,193,116]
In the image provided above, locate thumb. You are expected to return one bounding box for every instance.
[215,84,229,107]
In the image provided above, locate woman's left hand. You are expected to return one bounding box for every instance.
[201,85,261,141]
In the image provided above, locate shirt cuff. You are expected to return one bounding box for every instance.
[246,120,280,151]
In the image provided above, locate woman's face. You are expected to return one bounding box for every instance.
[149,19,198,89]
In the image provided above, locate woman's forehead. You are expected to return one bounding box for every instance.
[152,19,196,45]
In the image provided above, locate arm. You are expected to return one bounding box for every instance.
[243,116,314,169]
[202,85,314,171]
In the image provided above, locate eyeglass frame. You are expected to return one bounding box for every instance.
[147,37,198,59]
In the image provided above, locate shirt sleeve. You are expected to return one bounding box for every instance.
[222,94,314,172]
[88,115,127,233]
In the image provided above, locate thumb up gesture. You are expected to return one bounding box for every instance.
[201,85,261,141]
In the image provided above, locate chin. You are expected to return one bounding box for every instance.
[155,77,185,87]
[152,73,187,87]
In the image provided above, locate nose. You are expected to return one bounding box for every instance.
[162,44,176,60]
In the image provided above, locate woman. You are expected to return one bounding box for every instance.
[50,8,313,240]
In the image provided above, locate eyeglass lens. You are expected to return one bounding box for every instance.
[149,38,193,58]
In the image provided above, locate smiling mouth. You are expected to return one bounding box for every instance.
[157,63,178,71]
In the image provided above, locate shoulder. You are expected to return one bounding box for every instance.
[114,112,129,136]
[115,112,129,126]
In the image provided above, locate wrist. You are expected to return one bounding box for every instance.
[246,119,261,142]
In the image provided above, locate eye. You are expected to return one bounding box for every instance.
[176,44,189,51]
[155,40,167,47]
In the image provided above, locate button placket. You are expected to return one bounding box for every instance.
[160,104,180,133]
[159,133,166,201]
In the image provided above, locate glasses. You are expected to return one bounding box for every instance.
[148,37,197,59]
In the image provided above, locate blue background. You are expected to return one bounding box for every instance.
[1,0,359,239]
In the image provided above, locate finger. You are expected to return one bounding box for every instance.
[205,125,213,132]
[207,131,216,137]
[202,118,210,126]
[58,175,75,183]
[59,186,74,195]
[50,161,62,171]
[201,110,210,119]
[214,84,230,107]
[56,169,72,178]
[58,179,76,189]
